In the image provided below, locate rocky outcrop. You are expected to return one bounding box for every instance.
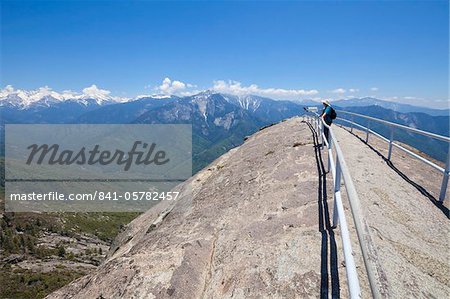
[48,117,450,298]
[48,117,339,298]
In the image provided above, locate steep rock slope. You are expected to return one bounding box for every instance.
[48,117,346,298]
[47,117,450,298]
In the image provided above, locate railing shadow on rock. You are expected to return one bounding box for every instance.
[303,112,388,299]
[338,125,449,219]
[304,108,450,298]
[304,120,340,298]
[336,110,450,203]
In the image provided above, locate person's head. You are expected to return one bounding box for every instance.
[322,99,331,107]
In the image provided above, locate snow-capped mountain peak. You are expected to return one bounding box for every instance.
[0,85,64,107]
[0,85,129,108]
[221,94,263,111]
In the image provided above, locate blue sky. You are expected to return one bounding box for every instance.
[1,0,448,108]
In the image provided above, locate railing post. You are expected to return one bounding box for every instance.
[317,118,321,139]
[320,120,324,148]
[387,128,394,160]
[332,156,342,228]
[439,151,450,202]
[327,127,333,172]
[351,115,354,133]
[365,121,370,143]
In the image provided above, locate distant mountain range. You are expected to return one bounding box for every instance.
[0,85,128,107]
[298,97,449,116]
[1,90,448,169]
[0,91,303,172]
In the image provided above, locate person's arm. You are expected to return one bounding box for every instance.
[321,107,328,119]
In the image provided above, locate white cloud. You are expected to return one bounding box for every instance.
[387,96,399,100]
[82,84,111,99]
[331,88,346,94]
[370,87,379,92]
[403,96,417,100]
[212,80,318,99]
[0,85,16,98]
[330,87,359,95]
[2,85,14,93]
[155,77,194,95]
[179,90,202,97]
[61,90,78,99]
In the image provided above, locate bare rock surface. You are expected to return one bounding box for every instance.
[48,117,348,299]
[37,232,110,257]
[48,117,449,299]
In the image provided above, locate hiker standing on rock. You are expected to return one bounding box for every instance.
[320,99,336,142]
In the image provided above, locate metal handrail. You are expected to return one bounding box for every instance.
[336,110,450,202]
[304,112,384,299]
